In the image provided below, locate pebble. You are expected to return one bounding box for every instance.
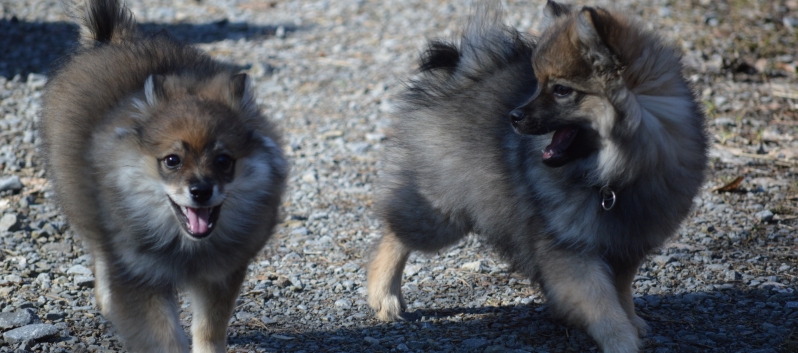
[755,210,774,223]
[342,262,360,273]
[0,175,23,192]
[333,299,352,310]
[74,275,95,288]
[652,255,676,266]
[0,213,21,232]
[67,264,93,276]
[462,260,486,272]
[45,312,65,321]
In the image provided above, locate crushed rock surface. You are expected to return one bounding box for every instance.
[0,0,796,352]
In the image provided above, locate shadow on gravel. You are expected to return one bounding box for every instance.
[0,17,301,79]
[227,287,797,353]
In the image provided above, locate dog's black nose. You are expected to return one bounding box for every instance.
[509,109,525,125]
[189,184,213,203]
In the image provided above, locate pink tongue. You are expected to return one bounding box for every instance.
[543,127,577,160]
[185,207,210,234]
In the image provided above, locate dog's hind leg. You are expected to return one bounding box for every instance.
[92,255,113,316]
[612,260,648,337]
[368,183,471,321]
[537,246,640,353]
[187,266,247,353]
[368,231,412,321]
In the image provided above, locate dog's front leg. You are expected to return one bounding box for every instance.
[105,280,188,352]
[612,260,648,337]
[537,247,640,353]
[187,267,247,353]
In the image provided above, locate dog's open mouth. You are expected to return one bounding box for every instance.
[543,126,577,163]
[539,126,598,168]
[168,199,222,239]
[541,126,581,167]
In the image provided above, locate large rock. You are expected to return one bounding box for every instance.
[0,309,37,329]
[3,323,59,344]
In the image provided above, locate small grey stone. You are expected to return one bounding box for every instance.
[755,210,774,223]
[3,323,59,344]
[40,223,59,236]
[347,141,371,154]
[785,302,798,310]
[0,213,21,232]
[22,130,34,144]
[396,343,409,351]
[300,171,317,183]
[74,276,95,288]
[66,265,93,276]
[44,312,65,321]
[290,227,309,236]
[342,262,360,273]
[236,312,255,322]
[462,260,485,272]
[462,338,489,348]
[364,337,380,345]
[41,242,71,253]
[652,255,675,266]
[0,175,23,192]
[260,316,277,325]
[276,276,291,288]
[275,25,286,39]
[0,310,37,329]
[288,275,303,291]
[333,299,352,310]
[712,117,734,126]
[724,270,742,281]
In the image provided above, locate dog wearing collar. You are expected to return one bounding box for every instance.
[367,2,708,352]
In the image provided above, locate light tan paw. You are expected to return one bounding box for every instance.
[368,292,406,321]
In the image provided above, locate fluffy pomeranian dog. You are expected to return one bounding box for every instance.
[367,1,708,352]
[40,0,288,351]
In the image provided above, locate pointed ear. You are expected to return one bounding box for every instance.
[144,74,167,106]
[572,7,617,71]
[540,1,572,30]
[229,73,255,111]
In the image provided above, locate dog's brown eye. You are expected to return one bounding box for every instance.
[215,154,234,172]
[163,155,181,169]
[552,85,574,97]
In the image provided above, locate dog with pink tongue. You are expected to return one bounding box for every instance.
[39,0,288,351]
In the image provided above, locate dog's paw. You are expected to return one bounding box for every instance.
[599,330,641,353]
[368,293,406,322]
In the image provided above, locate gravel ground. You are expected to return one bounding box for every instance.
[1,0,797,352]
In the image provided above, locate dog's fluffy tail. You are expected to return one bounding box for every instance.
[71,0,137,49]
[403,2,534,105]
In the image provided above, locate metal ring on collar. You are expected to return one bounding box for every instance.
[600,186,616,211]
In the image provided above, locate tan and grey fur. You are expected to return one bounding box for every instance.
[40,1,288,352]
[367,2,707,352]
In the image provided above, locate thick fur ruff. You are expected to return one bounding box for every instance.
[40,1,287,352]
[368,2,708,353]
